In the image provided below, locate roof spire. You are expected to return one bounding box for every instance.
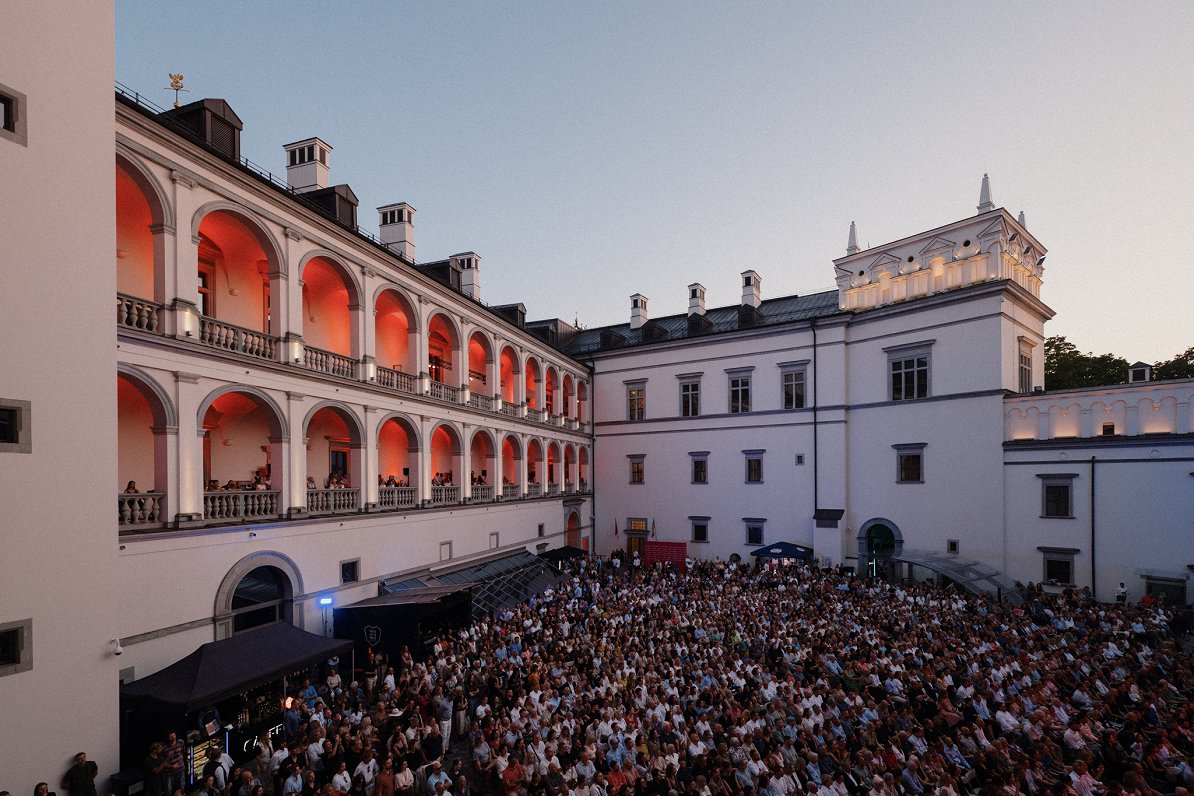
[1017,209,1027,228]
[977,173,995,212]
[846,221,859,255]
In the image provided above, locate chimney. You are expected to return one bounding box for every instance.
[1128,362,1152,383]
[847,221,859,255]
[741,270,761,309]
[283,137,332,193]
[630,293,649,330]
[977,173,995,213]
[379,203,416,261]
[687,283,706,316]
[453,252,480,299]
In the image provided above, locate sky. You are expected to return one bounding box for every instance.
[116,2,1194,362]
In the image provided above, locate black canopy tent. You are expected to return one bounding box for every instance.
[119,622,350,772]
[750,541,814,560]
[537,545,587,563]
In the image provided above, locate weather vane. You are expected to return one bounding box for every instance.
[165,73,188,109]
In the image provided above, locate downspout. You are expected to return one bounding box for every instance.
[811,319,819,511]
[1090,455,1097,600]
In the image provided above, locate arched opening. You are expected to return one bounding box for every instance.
[429,424,463,504]
[377,415,419,510]
[577,381,589,424]
[545,367,558,416]
[115,158,161,301]
[117,371,173,528]
[501,435,522,497]
[525,357,541,410]
[201,389,285,521]
[467,331,493,397]
[499,346,519,405]
[304,404,362,514]
[547,441,561,493]
[374,288,417,377]
[562,374,575,419]
[579,447,590,492]
[566,511,581,548]
[564,444,577,492]
[300,255,357,362]
[469,430,496,500]
[230,565,292,634]
[196,209,275,333]
[526,439,544,495]
[859,518,902,580]
[427,313,460,387]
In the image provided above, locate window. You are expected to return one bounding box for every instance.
[794,454,805,466]
[0,619,32,677]
[340,559,360,584]
[680,382,700,417]
[690,452,709,484]
[947,539,959,554]
[627,384,646,421]
[1038,473,1077,518]
[743,518,766,546]
[1101,422,1116,436]
[1018,349,1033,394]
[0,399,31,454]
[893,443,926,484]
[782,371,806,409]
[1143,577,1187,607]
[743,450,764,483]
[729,377,751,413]
[0,83,28,146]
[198,262,216,317]
[439,541,453,561]
[537,523,545,538]
[489,532,500,549]
[890,355,929,400]
[1037,548,1078,586]
[628,454,645,485]
[690,516,710,543]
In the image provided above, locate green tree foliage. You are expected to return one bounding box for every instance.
[1043,336,1129,390]
[1153,347,1194,381]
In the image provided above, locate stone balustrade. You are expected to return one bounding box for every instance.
[471,484,494,502]
[306,488,360,514]
[429,485,460,505]
[376,366,416,394]
[303,346,357,379]
[428,381,459,403]
[199,317,278,362]
[118,492,165,528]
[378,486,417,509]
[117,293,164,334]
[203,490,280,521]
[502,483,521,500]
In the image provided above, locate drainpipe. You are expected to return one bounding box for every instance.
[811,319,819,511]
[1090,455,1097,600]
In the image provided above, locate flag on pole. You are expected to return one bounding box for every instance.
[614,519,619,537]
[651,518,657,538]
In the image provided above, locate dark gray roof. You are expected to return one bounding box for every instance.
[568,289,844,356]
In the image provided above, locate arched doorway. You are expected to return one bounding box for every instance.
[374,288,418,380]
[469,430,496,501]
[377,414,419,509]
[566,511,581,548]
[214,552,302,639]
[501,435,522,498]
[468,331,493,399]
[427,313,460,388]
[300,255,360,375]
[303,403,363,514]
[499,346,520,405]
[858,518,902,580]
[199,387,286,521]
[117,368,176,529]
[429,423,463,504]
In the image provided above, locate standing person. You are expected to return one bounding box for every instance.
[1116,583,1128,604]
[62,753,98,796]
[162,731,187,794]
[435,687,454,750]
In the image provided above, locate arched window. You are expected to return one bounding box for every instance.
[230,565,290,633]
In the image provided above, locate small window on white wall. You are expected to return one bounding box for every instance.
[439,541,453,561]
[0,82,28,147]
[0,618,32,677]
[489,532,499,549]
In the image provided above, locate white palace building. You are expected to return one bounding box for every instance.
[1,3,1191,789]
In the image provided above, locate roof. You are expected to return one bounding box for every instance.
[119,622,351,711]
[568,289,843,356]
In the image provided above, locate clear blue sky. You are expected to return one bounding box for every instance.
[116,1,1194,362]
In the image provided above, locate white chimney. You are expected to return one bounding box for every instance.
[283,137,332,193]
[630,293,649,330]
[453,252,480,300]
[741,270,761,309]
[379,203,416,261]
[687,283,706,316]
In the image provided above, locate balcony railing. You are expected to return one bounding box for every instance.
[548,483,561,496]
[429,485,460,505]
[564,483,576,495]
[429,381,459,403]
[502,483,521,500]
[199,317,278,362]
[468,393,495,411]
[118,492,165,528]
[579,480,589,493]
[306,488,360,514]
[471,484,494,502]
[303,346,357,380]
[378,486,417,510]
[499,403,521,418]
[376,366,416,395]
[203,490,280,521]
[526,483,542,498]
[117,294,165,334]
[526,407,544,422]
[565,417,578,430]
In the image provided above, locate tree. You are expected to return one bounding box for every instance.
[1153,347,1194,381]
[1043,336,1129,391]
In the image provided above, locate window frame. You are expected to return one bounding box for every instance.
[690,516,710,544]
[884,340,934,401]
[626,381,646,421]
[743,449,765,484]
[0,618,32,677]
[1037,547,1078,586]
[0,398,32,454]
[679,380,701,418]
[339,559,360,584]
[778,360,810,410]
[893,442,926,484]
[728,376,752,414]
[743,517,766,546]
[0,82,28,147]
[1038,473,1077,519]
[628,454,645,485]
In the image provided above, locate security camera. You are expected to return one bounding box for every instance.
[112,638,124,656]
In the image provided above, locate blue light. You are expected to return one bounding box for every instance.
[318,597,333,606]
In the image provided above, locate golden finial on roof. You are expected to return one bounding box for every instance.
[165,73,189,109]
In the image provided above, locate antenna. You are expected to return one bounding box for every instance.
[165,73,189,109]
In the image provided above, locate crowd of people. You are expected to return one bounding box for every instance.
[27,557,1194,796]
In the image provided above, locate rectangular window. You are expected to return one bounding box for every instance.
[1039,473,1077,518]
[0,83,28,147]
[691,522,708,543]
[680,382,700,417]
[1101,423,1116,436]
[897,452,923,483]
[782,371,806,410]
[0,95,12,132]
[198,262,216,317]
[744,519,766,546]
[890,355,930,400]
[692,458,707,484]
[340,559,360,584]
[489,531,500,549]
[537,523,545,538]
[0,619,32,677]
[729,377,751,413]
[628,518,648,533]
[0,399,31,454]
[743,450,764,484]
[627,386,646,421]
[439,541,453,561]
[947,539,959,554]
[1018,350,1032,394]
[629,460,644,484]
[1044,557,1073,585]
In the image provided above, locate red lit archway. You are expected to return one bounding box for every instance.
[562,374,575,419]
[547,441,561,490]
[199,387,286,521]
[116,155,167,301]
[525,357,541,409]
[579,446,590,491]
[374,287,417,374]
[468,331,494,397]
[566,511,581,548]
[429,423,463,489]
[499,345,520,405]
[545,367,558,416]
[501,435,522,491]
[427,313,460,386]
[117,367,175,527]
[469,430,496,496]
[377,414,419,487]
[300,255,359,358]
[564,444,577,491]
[195,209,278,333]
[577,381,589,424]
[526,439,544,487]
